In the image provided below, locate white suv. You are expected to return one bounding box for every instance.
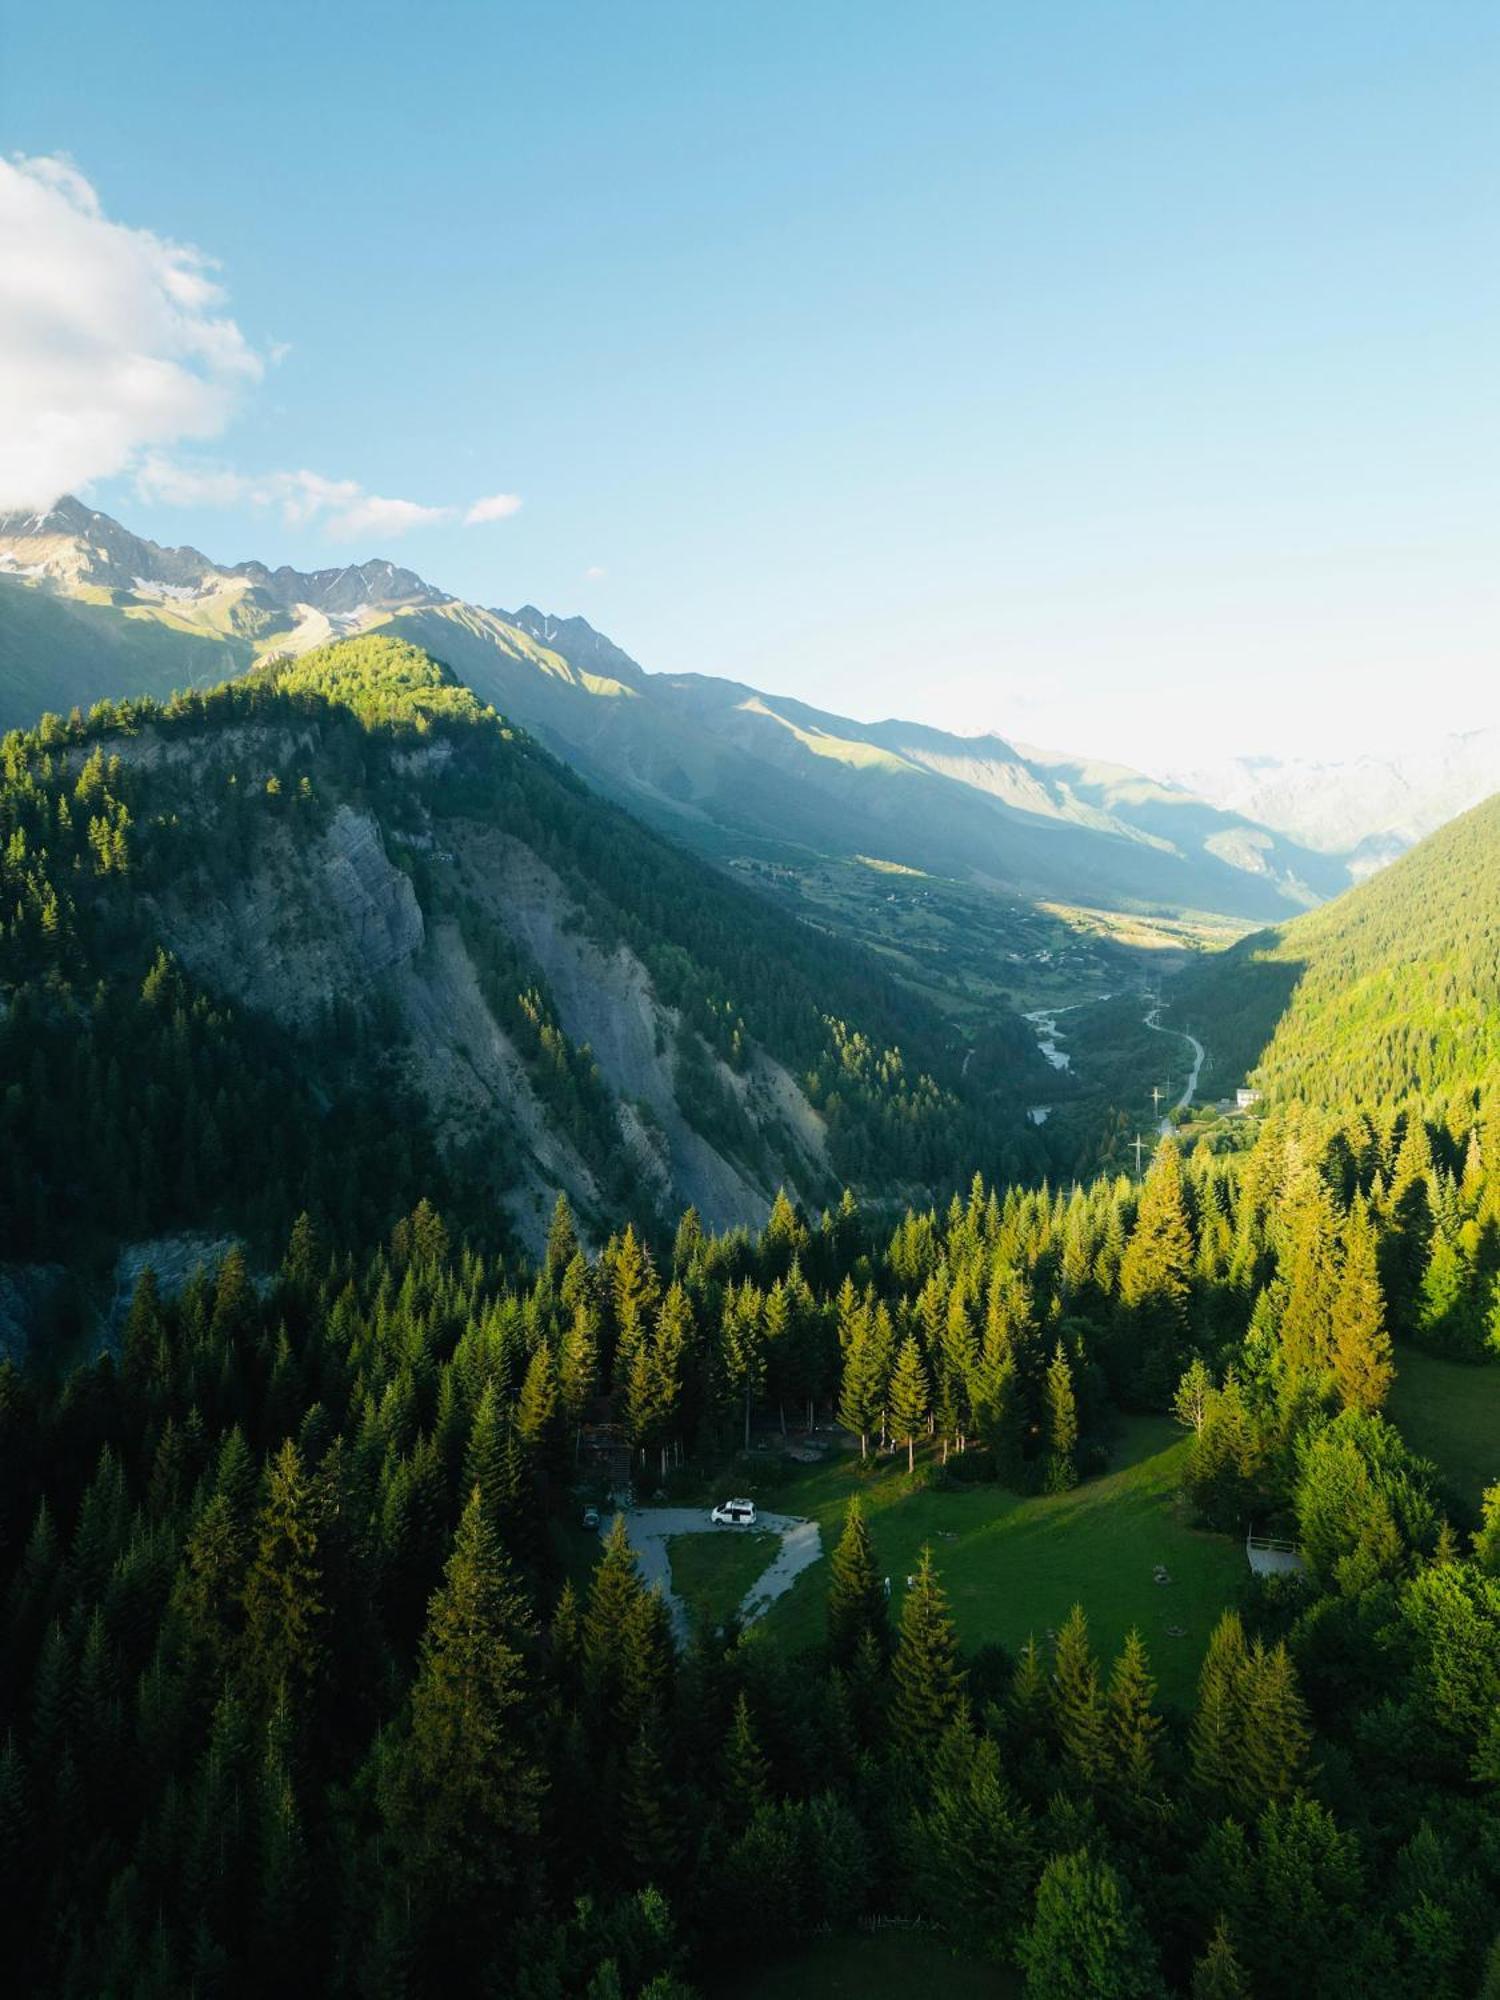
[711,1498,757,1526]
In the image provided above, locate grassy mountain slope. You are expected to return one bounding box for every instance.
[0,504,1348,929]
[459,610,1347,921]
[0,635,1048,1284]
[1177,788,1500,1110]
[0,571,254,720]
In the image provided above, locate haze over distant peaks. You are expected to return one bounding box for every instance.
[1163,733,1500,869]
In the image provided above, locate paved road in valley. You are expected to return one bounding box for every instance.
[1143,1006,1206,1134]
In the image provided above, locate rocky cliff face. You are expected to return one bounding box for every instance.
[155,804,426,1027]
[145,751,825,1252]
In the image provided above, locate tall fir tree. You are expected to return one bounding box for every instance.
[827,1498,887,1667]
[889,1547,964,1763]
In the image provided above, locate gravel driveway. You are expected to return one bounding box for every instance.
[621,1506,822,1643]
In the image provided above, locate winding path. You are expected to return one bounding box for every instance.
[621,1506,822,1644]
[1143,1005,1206,1134]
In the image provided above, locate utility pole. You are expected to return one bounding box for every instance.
[1151,1084,1163,1118]
[1132,1133,1147,1175]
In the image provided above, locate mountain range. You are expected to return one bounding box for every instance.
[0,498,1359,927]
[1163,735,1500,873]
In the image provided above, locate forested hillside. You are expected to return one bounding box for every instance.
[3,1085,1500,1993]
[1180,790,1500,1115]
[0,634,1044,1310]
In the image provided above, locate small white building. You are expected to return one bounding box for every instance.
[1236,1087,1262,1111]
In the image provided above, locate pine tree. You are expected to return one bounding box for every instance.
[827,1498,887,1667]
[546,1191,580,1278]
[381,1487,542,1899]
[1190,1610,1249,1807]
[888,1334,930,1473]
[1020,1850,1165,1998]
[1052,1605,1110,1785]
[559,1301,600,1447]
[1119,1141,1195,1402]
[1240,1639,1310,1810]
[516,1339,560,1459]
[611,1226,661,1373]
[463,1379,509,1523]
[837,1317,883,1460]
[240,1440,326,1712]
[723,1692,770,1826]
[1107,1628,1162,1799]
[890,1547,964,1763]
[584,1515,645,1723]
[913,1722,1034,1956]
[1043,1342,1078,1492]
[1191,1917,1249,2000]
[1331,1195,1394,1412]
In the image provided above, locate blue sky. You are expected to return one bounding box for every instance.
[4,1,1497,764]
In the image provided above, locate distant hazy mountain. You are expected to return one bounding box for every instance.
[0,498,1348,924]
[1163,735,1500,874]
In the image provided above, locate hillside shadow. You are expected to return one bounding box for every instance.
[1177,934,1306,1090]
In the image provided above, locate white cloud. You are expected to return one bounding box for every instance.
[136,456,452,541]
[0,153,262,512]
[466,492,523,524]
[584,565,607,581]
[0,154,526,542]
[324,491,451,541]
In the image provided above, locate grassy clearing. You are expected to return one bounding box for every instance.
[711,1929,1013,1999]
[738,1417,1240,1709]
[1388,1343,1500,1512]
[667,1530,781,1633]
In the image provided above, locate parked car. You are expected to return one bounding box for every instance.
[581,1506,600,1531]
[710,1498,757,1526]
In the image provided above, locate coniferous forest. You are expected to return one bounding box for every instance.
[8,11,1499,1993]
[3,646,1500,1995]
[3,1077,1500,1993]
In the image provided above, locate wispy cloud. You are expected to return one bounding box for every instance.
[584,565,607,581]
[137,457,507,543]
[0,153,261,511]
[466,492,523,524]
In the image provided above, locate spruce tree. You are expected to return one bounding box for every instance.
[241,1440,326,1712]
[584,1516,645,1721]
[890,1547,964,1763]
[1191,1916,1250,2000]
[1019,1849,1165,1999]
[723,1691,770,1826]
[1043,1342,1078,1492]
[1331,1196,1394,1412]
[1240,1639,1310,1810]
[1119,1141,1195,1401]
[1107,1628,1162,1799]
[381,1487,542,1899]
[516,1339,560,1459]
[827,1498,887,1667]
[1052,1604,1110,1785]
[888,1334,930,1473]
[1190,1610,1249,1807]
[837,1320,883,1460]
